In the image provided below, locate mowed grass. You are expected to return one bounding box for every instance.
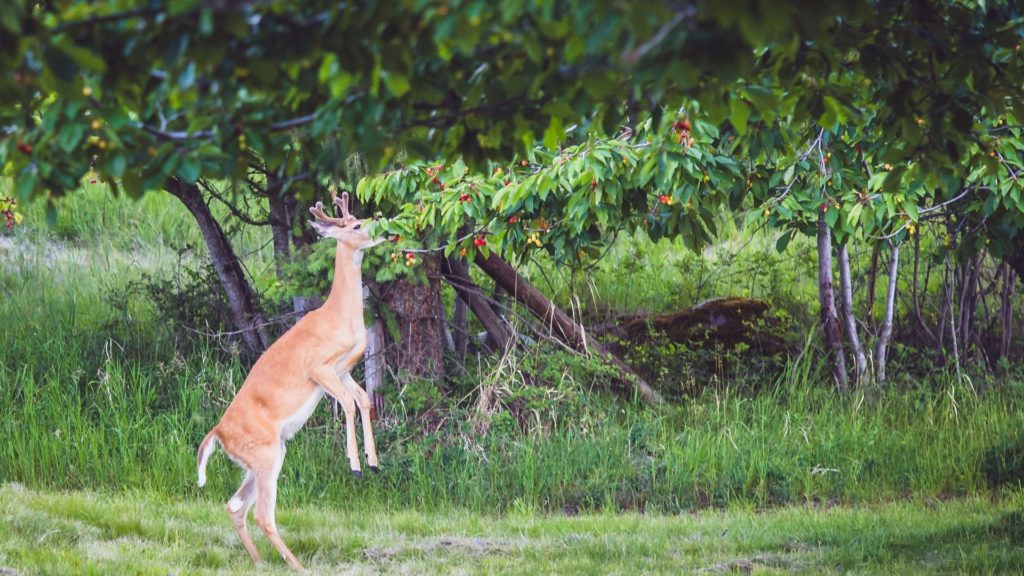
[2,483,1023,575]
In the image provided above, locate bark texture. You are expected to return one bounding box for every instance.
[364,287,386,420]
[874,243,899,385]
[1000,266,1016,360]
[838,244,869,386]
[379,254,446,379]
[440,255,513,352]
[166,177,271,357]
[817,217,848,391]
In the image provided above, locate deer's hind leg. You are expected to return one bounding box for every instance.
[251,442,305,572]
[226,469,261,563]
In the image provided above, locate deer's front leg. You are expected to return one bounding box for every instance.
[310,366,362,476]
[341,372,378,470]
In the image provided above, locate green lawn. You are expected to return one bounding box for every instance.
[2,483,1022,575]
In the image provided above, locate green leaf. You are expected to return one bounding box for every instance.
[43,45,80,82]
[63,45,108,74]
[825,205,839,228]
[543,116,564,150]
[57,123,85,153]
[169,0,203,16]
[16,164,38,200]
[105,154,127,178]
[847,203,863,228]
[122,171,143,198]
[743,86,778,124]
[868,172,887,192]
[382,72,411,97]
[730,95,749,136]
[904,201,919,222]
[775,230,793,253]
[177,156,201,184]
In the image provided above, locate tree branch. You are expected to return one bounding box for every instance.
[137,112,318,142]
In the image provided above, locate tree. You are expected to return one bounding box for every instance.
[3,0,1024,390]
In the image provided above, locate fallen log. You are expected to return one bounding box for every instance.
[474,252,664,407]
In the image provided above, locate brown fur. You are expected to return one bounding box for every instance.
[197,193,380,572]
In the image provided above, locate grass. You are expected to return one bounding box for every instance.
[2,483,1023,574]
[4,186,1024,513]
[4,182,1024,572]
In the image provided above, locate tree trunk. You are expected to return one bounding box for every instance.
[817,217,848,392]
[379,254,446,380]
[1001,266,1016,361]
[364,286,386,420]
[452,290,469,356]
[838,244,869,386]
[943,254,963,380]
[866,243,880,331]
[439,255,513,353]
[874,242,899,386]
[165,177,271,358]
[911,232,937,346]
[267,184,321,317]
[959,254,981,357]
[474,252,664,406]
[267,174,291,280]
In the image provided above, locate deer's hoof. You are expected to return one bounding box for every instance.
[352,469,363,478]
[369,465,380,474]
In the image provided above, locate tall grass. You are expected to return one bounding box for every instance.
[2,185,1023,516]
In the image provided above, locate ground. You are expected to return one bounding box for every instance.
[2,484,1022,575]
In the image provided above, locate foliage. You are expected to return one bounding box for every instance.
[0,0,838,202]
[1,195,23,229]
[358,111,742,264]
[5,0,1023,264]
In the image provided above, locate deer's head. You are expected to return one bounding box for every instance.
[308,191,382,251]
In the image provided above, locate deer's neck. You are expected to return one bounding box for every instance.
[322,243,364,321]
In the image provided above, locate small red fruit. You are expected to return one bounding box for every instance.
[505,181,511,187]
[682,119,691,131]
[17,142,32,154]
[459,194,471,202]
[591,180,597,189]
[432,176,439,184]
[658,194,672,205]
[520,160,528,167]
[508,215,519,224]
[473,237,487,247]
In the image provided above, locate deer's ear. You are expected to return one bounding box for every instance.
[310,220,334,238]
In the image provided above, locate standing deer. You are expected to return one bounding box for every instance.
[196,191,382,572]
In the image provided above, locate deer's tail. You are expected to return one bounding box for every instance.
[196,429,219,487]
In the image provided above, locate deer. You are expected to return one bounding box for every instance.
[196,191,383,572]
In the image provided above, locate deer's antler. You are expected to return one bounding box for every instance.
[309,200,346,227]
[332,190,353,220]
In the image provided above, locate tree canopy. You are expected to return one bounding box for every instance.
[5,0,1020,238]
[3,0,1023,390]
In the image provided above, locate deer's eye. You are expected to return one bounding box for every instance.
[353,223,362,230]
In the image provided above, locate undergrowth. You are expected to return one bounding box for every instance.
[2,185,1024,516]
